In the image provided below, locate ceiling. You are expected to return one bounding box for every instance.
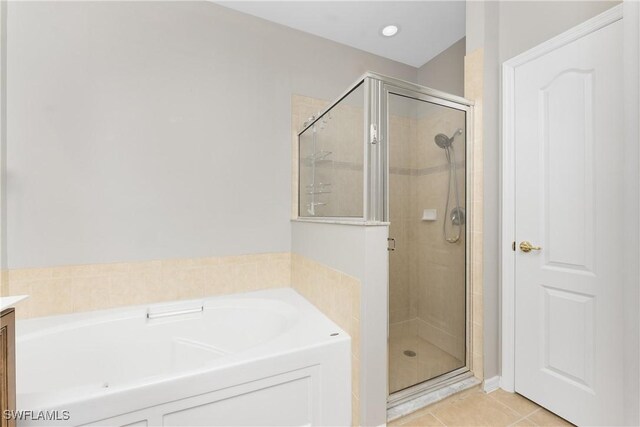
[215,1,466,68]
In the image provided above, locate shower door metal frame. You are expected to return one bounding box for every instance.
[366,73,476,408]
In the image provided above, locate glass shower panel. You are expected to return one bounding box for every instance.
[387,93,466,394]
[298,83,364,218]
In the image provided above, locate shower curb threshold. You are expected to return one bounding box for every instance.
[387,375,481,422]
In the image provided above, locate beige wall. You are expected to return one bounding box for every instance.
[498,1,621,62]
[465,0,621,380]
[5,1,416,270]
[417,37,466,97]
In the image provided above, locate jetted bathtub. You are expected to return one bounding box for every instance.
[15,288,351,426]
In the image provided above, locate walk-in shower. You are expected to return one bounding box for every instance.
[386,91,468,403]
[296,72,473,413]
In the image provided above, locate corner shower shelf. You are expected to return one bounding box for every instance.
[303,151,332,164]
[302,122,333,216]
[306,183,332,196]
[306,202,327,213]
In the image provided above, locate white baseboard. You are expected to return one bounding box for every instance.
[482,376,501,393]
[498,376,515,392]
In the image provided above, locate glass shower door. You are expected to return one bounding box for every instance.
[387,93,467,394]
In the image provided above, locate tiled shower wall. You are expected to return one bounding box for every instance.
[388,113,417,325]
[414,109,467,360]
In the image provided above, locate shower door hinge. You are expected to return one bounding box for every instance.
[370,124,378,144]
[387,237,396,251]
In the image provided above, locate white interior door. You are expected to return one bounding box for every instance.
[513,18,624,426]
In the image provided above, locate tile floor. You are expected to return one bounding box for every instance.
[389,387,573,427]
[389,333,464,394]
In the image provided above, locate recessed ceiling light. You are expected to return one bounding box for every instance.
[381,25,399,37]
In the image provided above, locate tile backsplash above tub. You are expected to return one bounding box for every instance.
[290,253,362,427]
[8,253,291,319]
[9,251,362,425]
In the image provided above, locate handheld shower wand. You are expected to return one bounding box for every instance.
[434,129,464,243]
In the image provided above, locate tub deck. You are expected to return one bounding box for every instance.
[16,288,351,426]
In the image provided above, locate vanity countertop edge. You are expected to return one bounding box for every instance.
[0,295,29,312]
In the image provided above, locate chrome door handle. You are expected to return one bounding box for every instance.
[519,241,542,253]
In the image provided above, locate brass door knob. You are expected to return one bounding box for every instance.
[519,241,542,253]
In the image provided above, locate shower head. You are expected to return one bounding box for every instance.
[434,133,452,148]
[434,129,463,149]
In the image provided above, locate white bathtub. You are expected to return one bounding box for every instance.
[15,288,351,426]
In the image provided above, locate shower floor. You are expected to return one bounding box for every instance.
[389,332,464,394]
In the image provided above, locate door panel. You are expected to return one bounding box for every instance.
[541,70,595,273]
[541,287,595,389]
[514,19,623,426]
